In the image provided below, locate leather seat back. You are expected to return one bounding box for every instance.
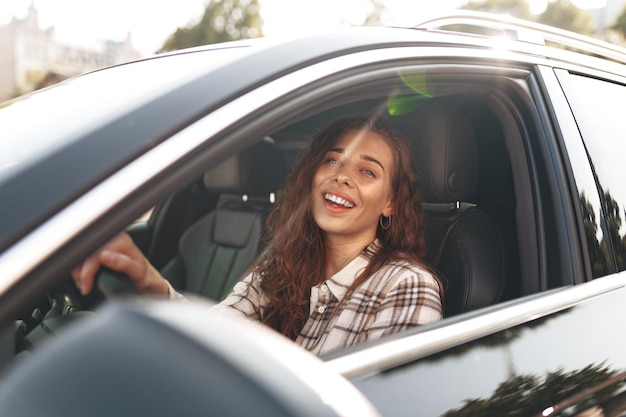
[413,102,507,316]
[161,137,286,300]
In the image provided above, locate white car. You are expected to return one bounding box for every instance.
[1,11,626,417]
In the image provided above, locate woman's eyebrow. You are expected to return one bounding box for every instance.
[362,155,385,171]
[328,148,385,171]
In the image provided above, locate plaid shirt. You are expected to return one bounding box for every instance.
[211,243,443,356]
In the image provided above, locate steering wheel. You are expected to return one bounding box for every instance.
[16,268,139,353]
[15,267,141,355]
[95,267,140,298]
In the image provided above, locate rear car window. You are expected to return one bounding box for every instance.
[557,72,626,274]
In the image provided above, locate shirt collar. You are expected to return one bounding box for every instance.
[325,239,380,301]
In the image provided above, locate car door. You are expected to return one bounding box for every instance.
[323,63,626,417]
[334,280,626,416]
[3,29,625,417]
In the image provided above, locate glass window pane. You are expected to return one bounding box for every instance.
[558,73,626,274]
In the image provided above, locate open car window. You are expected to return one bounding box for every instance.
[1,41,568,374]
[9,57,553,365]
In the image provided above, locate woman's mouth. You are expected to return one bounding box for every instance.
[324,192,354,208]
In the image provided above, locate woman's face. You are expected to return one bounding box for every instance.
[311,128,395,244]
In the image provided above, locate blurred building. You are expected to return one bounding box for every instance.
[0,2,141,101]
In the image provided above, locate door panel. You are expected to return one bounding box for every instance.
[351,282,626,416]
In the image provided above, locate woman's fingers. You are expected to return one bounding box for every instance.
[71,232,144,295]
[99,249,147,285]
[72,251,103,295]
[71,232,168,296]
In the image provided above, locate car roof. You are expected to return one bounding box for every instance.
[413,10,626,62]
[1,15,625,256]
[0,26,476,253]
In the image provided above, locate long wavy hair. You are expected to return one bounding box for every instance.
[254,113,438,340]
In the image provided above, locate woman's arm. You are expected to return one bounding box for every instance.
[212,273,264,321]
[365,269,443,340]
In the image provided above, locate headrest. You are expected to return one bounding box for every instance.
[413,102,478,203]
[203,137,286,197]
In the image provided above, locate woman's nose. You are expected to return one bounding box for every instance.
[333,167,353,186]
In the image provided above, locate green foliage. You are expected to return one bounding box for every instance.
[461,0,595,34]
[362,0,389,26]
[536,0,594,35]
[158,0,263,53]
[464,0,532,20]
[611,3,626,36]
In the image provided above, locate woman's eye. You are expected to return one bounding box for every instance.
[327,158,339,165]
[362,169,375,177]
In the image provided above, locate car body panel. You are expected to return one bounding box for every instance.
[347,275,626,416]
[0,299,382,417]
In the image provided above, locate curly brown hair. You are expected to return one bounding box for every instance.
[255,113,437,340]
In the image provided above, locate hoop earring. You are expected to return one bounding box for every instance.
[380,215,391,230]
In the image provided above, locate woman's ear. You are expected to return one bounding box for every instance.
[382,200,394,218]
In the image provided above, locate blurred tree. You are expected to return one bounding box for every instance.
[362,0,389,26]
[158,0,263,53]
[462,0,533,20]
[442,363,625,417]
[536,0,594,34]
[461,0,594,34]
[610,3,626,36]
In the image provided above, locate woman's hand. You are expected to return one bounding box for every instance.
[71,232,170,297]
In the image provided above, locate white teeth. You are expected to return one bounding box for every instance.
[325,193,354,208]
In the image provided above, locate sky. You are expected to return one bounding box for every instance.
[0,0,609,56]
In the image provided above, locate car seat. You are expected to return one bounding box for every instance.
[413,102,507,316]
[160,137,286,300]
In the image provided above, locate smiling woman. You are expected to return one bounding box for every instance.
[71,113,444,356]
[221,114,444,353]
[311,128,395,245]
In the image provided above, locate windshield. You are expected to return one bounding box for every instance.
[0,46,253,184]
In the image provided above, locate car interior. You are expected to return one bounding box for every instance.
[133,74,530,318]
[13,66,541,360]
